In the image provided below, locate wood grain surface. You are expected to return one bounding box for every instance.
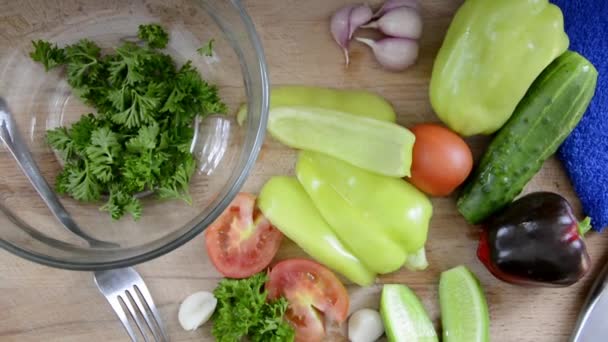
[2,0,608,341]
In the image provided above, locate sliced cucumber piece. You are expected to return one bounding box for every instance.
[439,266,490,342]
[380,284,438,342]
[268,106,415,177]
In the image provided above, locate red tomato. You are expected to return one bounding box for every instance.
[266,259,349,342]
[409,123,473,196]
[204,192,283,278]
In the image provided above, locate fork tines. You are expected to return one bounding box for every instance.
[94,268,168,342]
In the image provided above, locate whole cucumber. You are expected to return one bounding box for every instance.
[457,51,598,224]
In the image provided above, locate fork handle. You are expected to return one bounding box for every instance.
[0,98,116,248]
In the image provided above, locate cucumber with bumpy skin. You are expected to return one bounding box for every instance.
[457,51,598,224]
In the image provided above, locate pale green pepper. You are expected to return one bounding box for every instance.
[258,177,376,286]
[296,151,433,274]
[430,0,569,136]
[237,85,396,125]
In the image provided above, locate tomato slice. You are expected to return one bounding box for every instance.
[266,259,350,342]
[204,192,283,278]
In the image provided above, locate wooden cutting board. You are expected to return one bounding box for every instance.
[2,0,608,341]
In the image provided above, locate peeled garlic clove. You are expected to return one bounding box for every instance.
[348,308,385,342]
[178,291,217,331]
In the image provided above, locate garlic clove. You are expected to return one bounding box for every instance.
[178,291,217,331]
[330,5,353,64]
[348,308,385,342]
[362,6,423,40]
[373,0,420,18]
[349,5,373,40]
[355,37,419,71]
[331,4,372,65]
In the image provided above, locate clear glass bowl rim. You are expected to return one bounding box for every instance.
[0,0,270,271]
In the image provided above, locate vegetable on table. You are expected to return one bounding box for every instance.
[409,123,473,196]
[429,0,569,136]
[439,266,489,342]
[357,2,422,71]
[258,177,376,286]
[237,85,397,126]
[204,193,283,279]
[477,192,591,287]
[348,308,384,342]
[380,284,437,342]
[33,24,227,220]
[355,37,419,72]
[296,150,432,274]
[457,51,598,224]
[330,4,373,65]
[268,106,415,177]
[362,6,422,39]
[211,273,295,342]
[372,0,420,18]
[330,0,422,71]
[404,247,429,271]
[178,291,217,331]
[266,259,350,342]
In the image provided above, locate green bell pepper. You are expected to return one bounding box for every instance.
[430,0,569,136]
[258,176,376,286]
[237,85,396,125]
[296,151,433,274]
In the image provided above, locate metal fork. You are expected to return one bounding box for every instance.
[1,98,169,341]
[0,98,116,248]
[94,267,169,342]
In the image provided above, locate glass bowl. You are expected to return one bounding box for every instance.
[0,0,269,270]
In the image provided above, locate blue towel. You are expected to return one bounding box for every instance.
[551,0,608,232]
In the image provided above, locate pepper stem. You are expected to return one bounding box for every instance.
[578,217,592,236]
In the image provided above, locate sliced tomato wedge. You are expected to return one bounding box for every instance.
[266,259,350,342]
[204,192,283,278]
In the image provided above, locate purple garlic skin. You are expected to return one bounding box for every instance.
[355,37,419,71]
[373,0,420,18]
[363,6,422,39]
[330,4,373,65]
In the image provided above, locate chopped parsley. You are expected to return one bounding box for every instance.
[197,38,215,57]
[30,24,226,220]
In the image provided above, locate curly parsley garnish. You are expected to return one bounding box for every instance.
[211,273,295,342]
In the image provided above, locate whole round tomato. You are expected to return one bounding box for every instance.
[266,259,350,342]
[409,123,473,196]
[204,192,283,278]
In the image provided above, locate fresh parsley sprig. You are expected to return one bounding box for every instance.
[211,273,295,342]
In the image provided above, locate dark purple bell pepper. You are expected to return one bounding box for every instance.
[477,192,591,287]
